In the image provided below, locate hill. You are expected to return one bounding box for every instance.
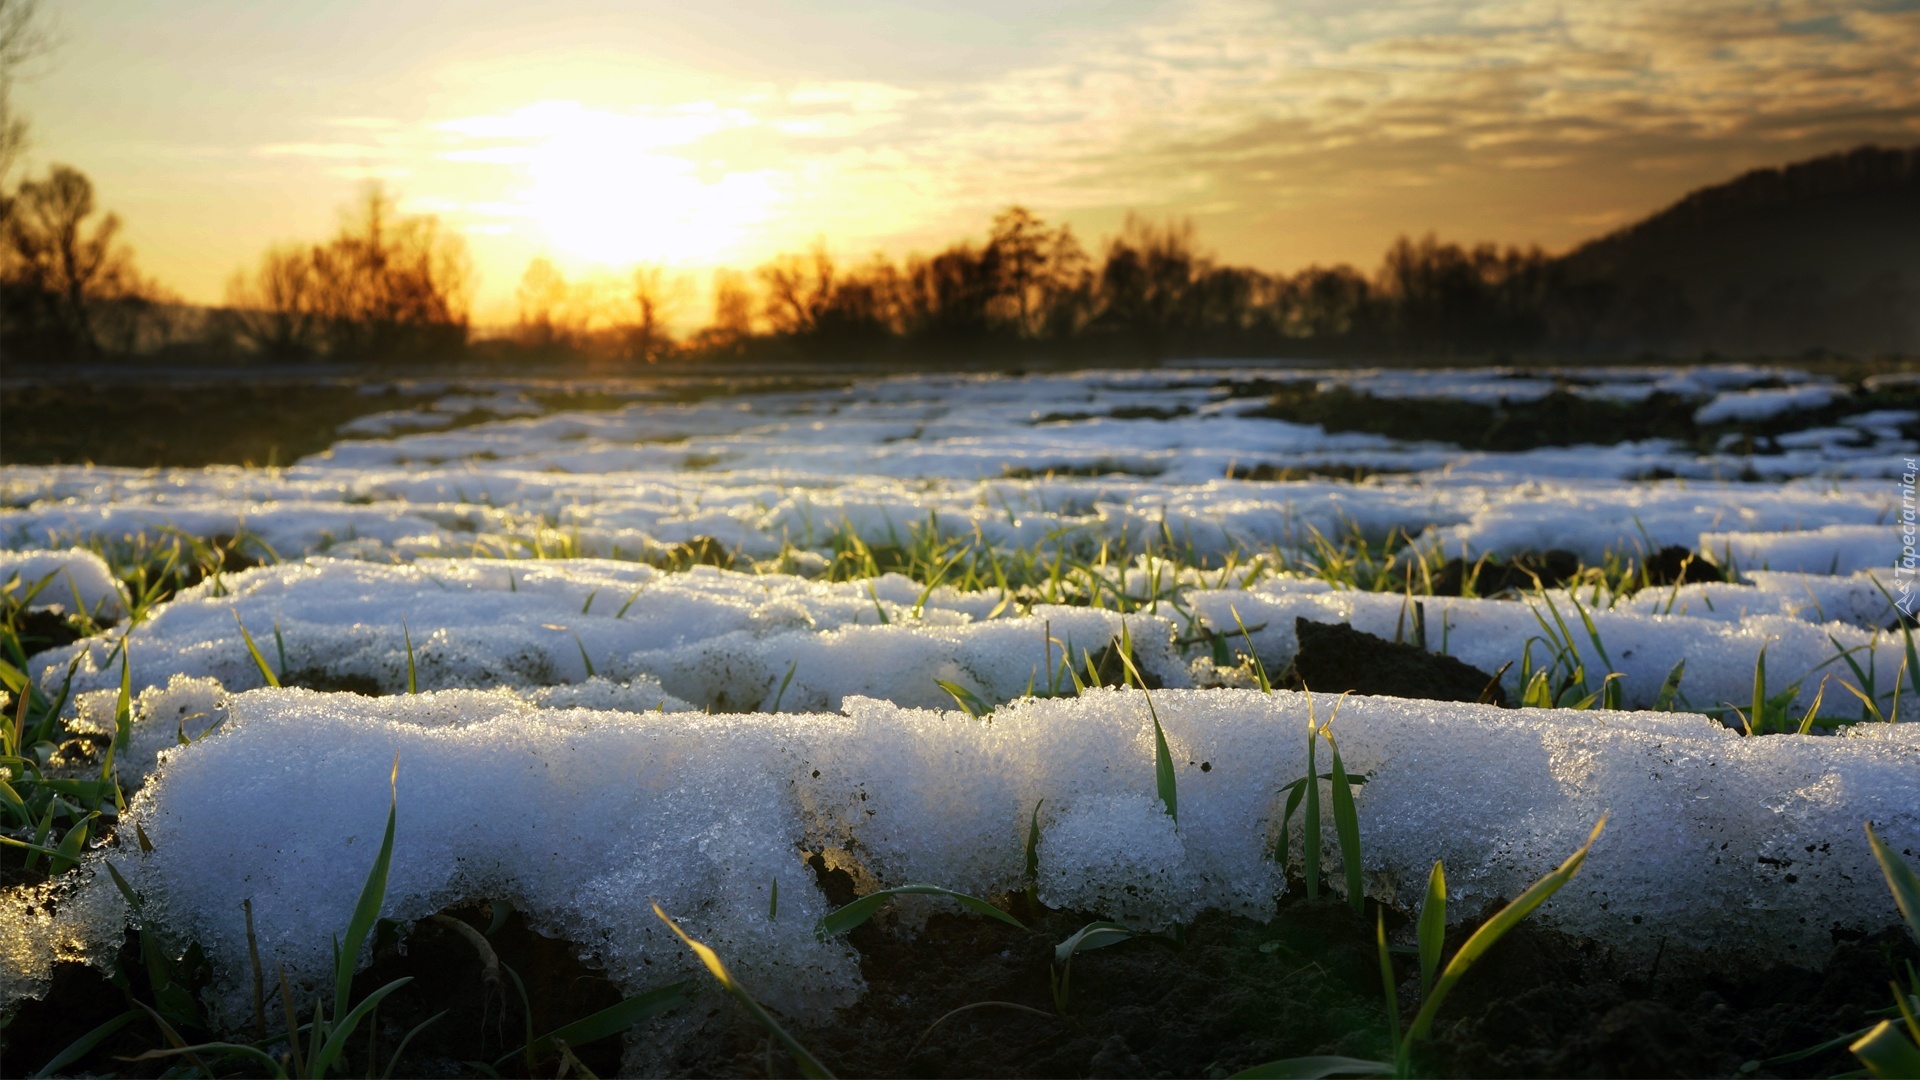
[1554,145,1920,357]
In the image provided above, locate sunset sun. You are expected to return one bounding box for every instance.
[449,101,781,267]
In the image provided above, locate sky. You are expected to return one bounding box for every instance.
[13,0,1920,323]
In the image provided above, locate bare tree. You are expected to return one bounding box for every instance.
[513,256,583,350]
[224,243,322,357]
[757,242,836,336]
[620,264,685,362]
[687,268,756,354]
[1,163,140,354]
[227,184,471,361]
[0,0,47,188]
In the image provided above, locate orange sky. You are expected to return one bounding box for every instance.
[14,0,1920,322]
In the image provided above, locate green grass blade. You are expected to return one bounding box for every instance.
[1228,1056,1393,1078]
[1749,646,1768,736]
[1795,679,1828,735]
[231,611,281,688]
[1837,677,1889,725]
[1417,861,1446,999]
[1375,911,1401,1050]
[126,1041,289,1078]
[50,814,92,875]
[816,884,1028,939]
[1051,918,1143,1011]
[614,586,644,619]
[1304,717,1321,900]
[1115,644,1176,823]
[1273,778,1308,870]
[1025,798,1045,905]
[1053,920,1139,963]
[1865,825,1920,946]
[383,1009,448,1079]
[310,976,412,1078]
[1852,1020,1920,1080]
[1407,815,1605,1041]
[572,633,596,679]
[29,1008,141,1078]
[654,903,835,1079]
[1327,734,1362,914]
[1228,603,1271,694]
[101,649,131,807]
[934,679,991,719]
[402,617,418,694]
[335,759,399,1017]
[770,660,798,713]
[508,981,690,1062]
[1567,593,1614,671]
[1521,669,1553,709]
[1653,659,1686,711]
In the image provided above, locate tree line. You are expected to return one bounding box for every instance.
[0,158,1819,367]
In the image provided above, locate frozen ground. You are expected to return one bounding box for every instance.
[3,363,1918,1025]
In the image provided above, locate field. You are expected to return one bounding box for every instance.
[3,362,1919,1078]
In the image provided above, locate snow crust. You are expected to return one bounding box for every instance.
[1189,577,1912,718]
[1694,384,1842,425]
[80,685,1920,1030]
[0,548,125,618]
[31,560,1185,722]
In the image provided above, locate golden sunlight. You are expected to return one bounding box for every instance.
[454,102,782,266]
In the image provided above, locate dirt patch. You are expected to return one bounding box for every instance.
[8,888,1912,1078]
[1242,386,1707,452]
[8,607,96,656]
[662,895,1917,1079]
[1429,549,1581,596]
[660,535,739,571]
[1643,545,1725,587]
[1224,462,1406,483]
[2,906,629,1079]
[1286,617,1508,706]
[1001,461,1166,480]
[0,380,435,468]
[1033,405,1195,424]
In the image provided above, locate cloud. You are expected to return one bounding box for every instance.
[250,0,1920,269]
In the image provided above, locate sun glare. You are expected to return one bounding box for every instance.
[475,103,779,266]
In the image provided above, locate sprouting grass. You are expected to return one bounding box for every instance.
[1273,691,1366,908]
[654,902,833,1079]
[1852,825,1920,1077]
[1235,816,1607,1079]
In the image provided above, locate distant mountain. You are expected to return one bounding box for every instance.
[1553,145,1920,357]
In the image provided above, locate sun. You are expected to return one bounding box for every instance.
[511,104,778,266]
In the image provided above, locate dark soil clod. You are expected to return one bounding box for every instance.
[1643,545,1725,586]
[661,535,737,571]
[1429,549,1580,596]
[1287,617,1509,706]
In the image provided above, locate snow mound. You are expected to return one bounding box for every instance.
[1703,525,1895,575]
[30,559,1185,722]
[120,689,861,1028]
[1693,385,1842,425]
[54,685,1916,1032]
[0,548,125,618]
[1187,579,1913,719]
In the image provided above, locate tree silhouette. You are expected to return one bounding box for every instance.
[0,164,143,356]
[227,184,471,361]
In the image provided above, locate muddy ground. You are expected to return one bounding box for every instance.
[8,868,1912,1078]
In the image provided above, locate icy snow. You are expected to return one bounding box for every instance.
[1694,384,1843,425]
[68,685,1920,1030]
[0,548,124,618]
